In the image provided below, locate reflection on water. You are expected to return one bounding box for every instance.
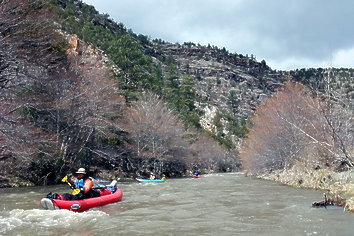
[1,173,354,235]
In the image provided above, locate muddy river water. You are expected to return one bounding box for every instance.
[0,173,353,235]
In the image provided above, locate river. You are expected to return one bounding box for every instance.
[0,173,353,235]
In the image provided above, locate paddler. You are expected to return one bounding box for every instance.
[62,168,100,200]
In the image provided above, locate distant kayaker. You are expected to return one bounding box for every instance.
[62,168,100,200]
[193,172,200,178]
[149,173,156,180]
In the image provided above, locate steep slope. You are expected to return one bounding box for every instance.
[30,0,354,153]
[1,0,353,187]
[291,68,354,110]
[1,0,242,186]
[0,0,126,186]
[155,43,286,134]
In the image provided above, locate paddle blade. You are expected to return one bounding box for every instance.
[72,189,80,195]
[61,176,68,182]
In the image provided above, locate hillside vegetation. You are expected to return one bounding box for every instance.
[0,0,353,193]
[0,0,239,186]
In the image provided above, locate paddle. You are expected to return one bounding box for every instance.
[61,176,80,195]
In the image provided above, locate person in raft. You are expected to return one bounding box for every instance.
[62,168,100,200]
[149,172,156,180]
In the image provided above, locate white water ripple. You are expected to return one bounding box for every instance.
[0,209,108,235]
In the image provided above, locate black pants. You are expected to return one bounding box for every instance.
[83,189,100,199]
[62,189,100,200]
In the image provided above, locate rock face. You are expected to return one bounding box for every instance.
[156,43,287,133]
[53,0,354,144]
[154,43,354,138]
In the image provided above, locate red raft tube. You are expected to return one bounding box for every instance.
[39,183,123,212]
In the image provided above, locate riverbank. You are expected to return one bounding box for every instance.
[0,168,210,188]
[258,163,354,212]
[0,175,35,188]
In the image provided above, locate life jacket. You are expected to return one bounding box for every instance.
[74,178,85,188]
[75,177,95,189]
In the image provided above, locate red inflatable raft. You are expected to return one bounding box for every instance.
[39,188,123,212]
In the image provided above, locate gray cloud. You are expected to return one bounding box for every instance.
[84,0,354,70]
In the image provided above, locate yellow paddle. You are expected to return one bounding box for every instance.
[61,176,80,195]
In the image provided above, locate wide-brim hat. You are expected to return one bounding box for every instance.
[76,168,86,174]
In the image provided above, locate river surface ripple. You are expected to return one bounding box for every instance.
[0,173,353,236]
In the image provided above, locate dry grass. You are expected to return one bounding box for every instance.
[259,162,354,212]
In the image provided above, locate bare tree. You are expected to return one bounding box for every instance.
[125,91,239,176]
[0,0,66,182]
[49,35,125,167]
[125,92,190,175]
[241,81,353,174]
[190,133,238,172]
[0,0,126,183]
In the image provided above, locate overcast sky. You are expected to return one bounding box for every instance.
[83,0,354,70]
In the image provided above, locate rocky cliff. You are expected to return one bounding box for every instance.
[153,43,287,137]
